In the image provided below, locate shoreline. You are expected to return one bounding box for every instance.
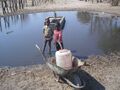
[0,1,120,17]
[0,53,120,90]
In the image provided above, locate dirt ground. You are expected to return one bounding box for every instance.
[0,53,120,90]
[0,0,120,90]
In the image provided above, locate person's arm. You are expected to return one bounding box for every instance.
[58,31,62,42]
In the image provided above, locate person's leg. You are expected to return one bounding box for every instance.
[48,39,52,54]
[43,40,47,53]
[56,42,60,51]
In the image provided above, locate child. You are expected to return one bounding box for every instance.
[43,18,53,54]
[53,22,64,51]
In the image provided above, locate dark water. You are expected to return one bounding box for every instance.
[0,11,120,67]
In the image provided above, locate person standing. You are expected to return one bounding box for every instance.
[43,18,53,54]
[54,22,64,51]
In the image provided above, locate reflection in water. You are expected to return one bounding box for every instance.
[0,11,120,66]
[0,14,29,34]
[90,15,113,34]
[77,11,120,53]
[99,27,120,53]
[0,17,2,32]
[3,16,10,29]
[90,14,120,53]
[77,11,91,23]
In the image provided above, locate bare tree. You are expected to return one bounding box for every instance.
[1,0,9,14]
[19,0,24,9]
[111,0,120,6]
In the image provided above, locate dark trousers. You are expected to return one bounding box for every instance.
[43,39,52,53]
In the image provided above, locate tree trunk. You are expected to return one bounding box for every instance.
[111,0,119,6]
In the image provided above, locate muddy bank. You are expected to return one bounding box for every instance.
[0,53,120,90]
[81,53,120,90]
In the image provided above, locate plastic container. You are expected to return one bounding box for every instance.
[55,49,72,70]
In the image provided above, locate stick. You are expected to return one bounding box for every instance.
[35,44,47,63]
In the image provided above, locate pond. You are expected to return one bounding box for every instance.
[0,11,120,67]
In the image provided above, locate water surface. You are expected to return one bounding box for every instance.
[0,11,120,66]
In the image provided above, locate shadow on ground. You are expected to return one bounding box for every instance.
[78,70,105,90]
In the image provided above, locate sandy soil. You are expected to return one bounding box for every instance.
[0,53,120,90]
[0,0,120,16]
[0,0,120,90]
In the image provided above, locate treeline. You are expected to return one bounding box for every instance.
[82,0,120,6]
[0,0,26,14]
[0,0,54,15]
[111,0,120,6]
[31,0,54,6]
[0,0,119,15]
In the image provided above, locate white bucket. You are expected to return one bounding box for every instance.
[55,49,72,70]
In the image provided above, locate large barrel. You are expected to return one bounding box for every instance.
[55,49,72,70]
